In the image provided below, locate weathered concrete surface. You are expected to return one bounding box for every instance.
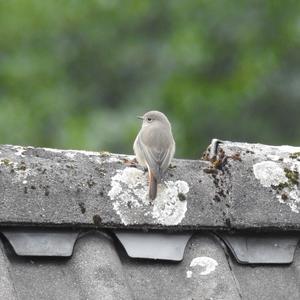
[122,233,241,300]
[0,141,299,230]
[3,231,300,300]
[7,232,133,300]
[222,142,300,229]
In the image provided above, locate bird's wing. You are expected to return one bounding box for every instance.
[137,128,174,181]
[160,142,175,175]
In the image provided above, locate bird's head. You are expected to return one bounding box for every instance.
[137,111,171,129]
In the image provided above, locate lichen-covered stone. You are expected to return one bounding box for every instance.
[0,141,300,230]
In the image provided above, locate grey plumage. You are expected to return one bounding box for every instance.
[133,111,175,200]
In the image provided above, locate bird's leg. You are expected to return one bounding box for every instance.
[122,157,139,167]
[168,163,176,169]
[123,157,149,175]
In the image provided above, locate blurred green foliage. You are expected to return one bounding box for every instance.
[1,0,300,158]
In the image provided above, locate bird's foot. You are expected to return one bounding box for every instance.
[122,157,139,167]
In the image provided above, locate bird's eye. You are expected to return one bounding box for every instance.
[147,117,152,122]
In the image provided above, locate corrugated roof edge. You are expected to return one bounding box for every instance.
[1,228,299,265]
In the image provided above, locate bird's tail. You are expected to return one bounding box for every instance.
[149,170,158,200]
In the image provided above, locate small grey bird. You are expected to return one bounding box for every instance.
[134,111,175,200]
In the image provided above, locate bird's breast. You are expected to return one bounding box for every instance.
[133,133,147,166]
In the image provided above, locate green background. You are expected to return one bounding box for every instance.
[1,0,300,158]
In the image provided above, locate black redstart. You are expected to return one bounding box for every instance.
[134,111,175,200]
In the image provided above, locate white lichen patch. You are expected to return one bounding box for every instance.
[225,141,300,157]
[44,147,100,157]
[108,167,189,225]
[106,156,123,163]
[44,147,127,164]
[186,270,193,278]
[11,145,26,157]
[266,154,281,162]
[253,158,300,213]
[152,181,188,225]
[277,188,300,213]
[0,159,32,183]
[65,152,77,159]
[13,167,32,183]
[289,189,300,213]
[186,257,218,278]
[253,161,288,187]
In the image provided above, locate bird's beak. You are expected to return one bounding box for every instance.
[137,116,143,120]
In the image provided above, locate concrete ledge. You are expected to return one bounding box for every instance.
[0,141,299,230]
